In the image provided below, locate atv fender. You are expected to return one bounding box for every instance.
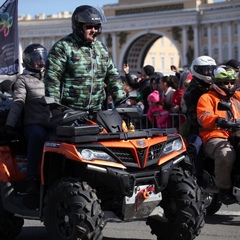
[0,163,9,182]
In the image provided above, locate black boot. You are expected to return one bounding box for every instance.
[26,178,39,194]
[218,189,237,205]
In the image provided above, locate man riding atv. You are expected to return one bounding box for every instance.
[197,65,239,205]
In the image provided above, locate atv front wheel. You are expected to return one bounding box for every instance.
[146,167,205,240]
[43,178,105,240]
[203,192,222,215]
[0,197,24,240]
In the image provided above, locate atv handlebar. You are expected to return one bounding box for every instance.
[39,96,143,128]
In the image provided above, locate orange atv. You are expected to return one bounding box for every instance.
[0,94,205,240]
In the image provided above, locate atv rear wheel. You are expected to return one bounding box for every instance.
[146,167,205,240]
[43,178,105,240]
[203,192,222,215]
[0,197,24,240]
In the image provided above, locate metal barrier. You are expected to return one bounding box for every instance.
[127,113,187,131]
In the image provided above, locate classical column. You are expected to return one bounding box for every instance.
[111,32,117,66]
[238,20,240,60]
[207,24,212,57]
[193,24,199,58]
[101,32,106,46]
[182,26,187,67]
[218,23,223,63]
[227,22,232,60]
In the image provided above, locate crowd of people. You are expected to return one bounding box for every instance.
[0,4,240,205]
[122,60,192,129]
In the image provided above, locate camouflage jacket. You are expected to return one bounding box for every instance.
[44,34,125,111]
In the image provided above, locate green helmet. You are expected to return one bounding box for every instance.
[212,65,237,97]
[212,66,237,84]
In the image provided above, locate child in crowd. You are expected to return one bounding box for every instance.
[159,76,175,111]
[147,90,171,128]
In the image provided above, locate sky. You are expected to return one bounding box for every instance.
[1,0,119,16]
[0,0,225,17]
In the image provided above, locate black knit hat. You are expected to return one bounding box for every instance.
[138,65,155,76]
[226,59,240,71]
[143,65,155,76]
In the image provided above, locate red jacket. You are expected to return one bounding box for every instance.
[197,90,240,144]
[172,89,184,106]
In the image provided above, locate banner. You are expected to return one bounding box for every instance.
[0,0,18,75]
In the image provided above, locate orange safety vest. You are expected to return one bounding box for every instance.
[197,90,240,144]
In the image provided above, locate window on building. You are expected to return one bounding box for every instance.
[203,46,208,56]
[213,25,218,37]
[202,26,207,38]
[160,55,165,72]
[213,47,219,62]
[33,38,40,44]
[151,55,156,69]
[223,23,228,35]
[45,38,52,51]
[233,22,238,35]
[233,44,238,60]
[223,44,228,63]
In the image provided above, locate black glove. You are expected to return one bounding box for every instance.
[0,125,15,137]
[215,118,230,129]
[50,106,62,117]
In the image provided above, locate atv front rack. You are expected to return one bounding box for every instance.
[53,126,178,143]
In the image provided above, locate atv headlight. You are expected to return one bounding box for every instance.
[78,149,116,162]
[163,138,183,155]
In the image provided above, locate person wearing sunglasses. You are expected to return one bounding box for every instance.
[197,66,240,205]
[225,59,240,90]
[44,5,125,112]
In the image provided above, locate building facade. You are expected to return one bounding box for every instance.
[17,0,240,75]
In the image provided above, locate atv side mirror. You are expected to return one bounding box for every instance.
[217,101,231,111]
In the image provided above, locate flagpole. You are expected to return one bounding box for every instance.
[18,43,23,74]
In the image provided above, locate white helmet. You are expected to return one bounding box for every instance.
[190,56,217,84]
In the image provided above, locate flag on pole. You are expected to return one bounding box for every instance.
[0,0,19,75]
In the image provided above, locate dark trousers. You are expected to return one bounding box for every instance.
[24,124,48,179]
[187,134,203,178]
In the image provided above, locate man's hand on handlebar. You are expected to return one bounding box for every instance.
[215,117,230,129]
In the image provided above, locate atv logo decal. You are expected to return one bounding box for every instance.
[45,142,61,148]
[137,140,146,147]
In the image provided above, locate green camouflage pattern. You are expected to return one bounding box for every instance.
[44,34,125,111]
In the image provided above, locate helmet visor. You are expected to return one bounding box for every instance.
[193,65,217,77]
[29,51,48,70]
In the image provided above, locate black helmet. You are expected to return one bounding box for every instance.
[72,5,106,38]
[212,65,238,98]
[22,43,47,72]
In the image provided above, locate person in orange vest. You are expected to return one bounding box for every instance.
[197,66,240,205]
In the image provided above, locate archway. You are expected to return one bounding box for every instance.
[119,31,181,75]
